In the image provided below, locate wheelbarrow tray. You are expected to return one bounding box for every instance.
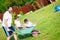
[16,27,34,35]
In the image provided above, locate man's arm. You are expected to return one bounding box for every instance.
[4,19,10,31]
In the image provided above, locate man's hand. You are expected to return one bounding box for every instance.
[7,28,11,31]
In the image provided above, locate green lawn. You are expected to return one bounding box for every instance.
[0,0,60,40]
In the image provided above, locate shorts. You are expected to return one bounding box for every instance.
[26,26,33,28]
[18,27,22,29]
[2,26,15,37]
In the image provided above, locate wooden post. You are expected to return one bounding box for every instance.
[37,0,48,7]
[50,0,55,3]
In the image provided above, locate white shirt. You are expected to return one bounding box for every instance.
[15,20,21,27]
[2,11,12,27]
[24,21,35,27]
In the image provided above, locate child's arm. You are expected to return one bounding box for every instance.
[22,26,26,30]
[30,22,36,26]
[33,23,36,26]
[15,24,19,30]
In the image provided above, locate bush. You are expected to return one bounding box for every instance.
[0,0,36,13]
[12,12,16,26]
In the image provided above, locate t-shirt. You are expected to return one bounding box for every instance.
[2,11,12,27]
[15,20,21,27]
[24,21,35,28]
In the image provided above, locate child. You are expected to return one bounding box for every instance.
[32,30,40,37]
[14,16,22,30]
[24,19,36,28]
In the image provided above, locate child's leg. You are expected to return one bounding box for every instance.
[7,36,11,40]
[13,32,17,40]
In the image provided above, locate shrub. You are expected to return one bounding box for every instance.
[12,12,16,26]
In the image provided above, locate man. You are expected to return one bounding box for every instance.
[2,6,17,40]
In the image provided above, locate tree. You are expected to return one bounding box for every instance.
[0,0,36,13]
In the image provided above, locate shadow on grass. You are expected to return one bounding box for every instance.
[10,36,14,40]
[10,34,32,40]
[18,34,32,40]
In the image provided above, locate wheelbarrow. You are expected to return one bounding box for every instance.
[16,27,34,35]
[16,26,40,37]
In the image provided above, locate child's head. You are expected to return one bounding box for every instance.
[14,16,19,20]
[24,19,28,23]
[32,30,40,37]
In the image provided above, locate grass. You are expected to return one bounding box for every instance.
[0,0,60,40]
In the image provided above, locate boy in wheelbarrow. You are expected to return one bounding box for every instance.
[24,19,36,28]
[23,19,40,37]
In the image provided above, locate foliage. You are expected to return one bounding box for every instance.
[0,0,36,13]
[12,12,16,26]
[19,11,24,15]
[0,0,10,12]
